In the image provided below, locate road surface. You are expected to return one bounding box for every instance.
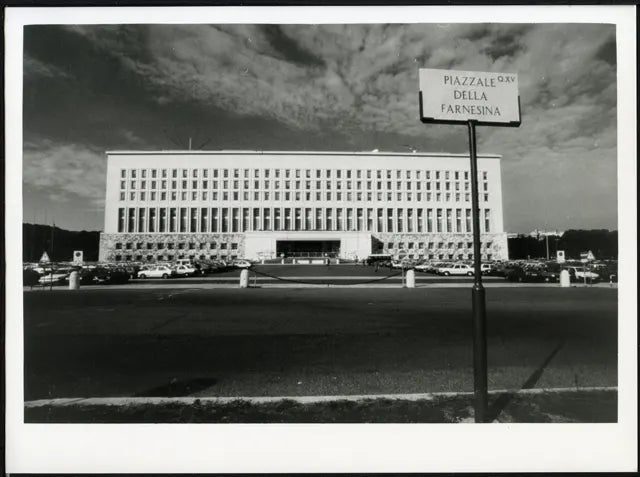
[23,286,617,402]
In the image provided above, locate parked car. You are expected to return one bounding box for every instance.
[173,264,197,277]
[436,263,474,276]
[480,263,493,275]
[564,266,600,283]
[506,265,553,282]
[93,266,130,284]
[123,264,141,279]
[137,265,175,279]
[23,268,41,287]
[414,263,431,272]
[38,271,69,285]
[231,259,252,269]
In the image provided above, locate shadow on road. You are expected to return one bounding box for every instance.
[487,341,565,422]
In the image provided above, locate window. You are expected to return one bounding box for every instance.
[484,209,491,232]
[128,209,136,232]
[149,208,156,232]
[242,208,250,231]
[169,207,178,232]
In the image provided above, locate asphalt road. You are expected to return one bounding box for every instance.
[23,287,617,401]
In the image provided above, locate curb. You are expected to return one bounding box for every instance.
[25,386,617,408]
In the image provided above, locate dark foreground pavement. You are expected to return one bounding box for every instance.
[24,287,617,421]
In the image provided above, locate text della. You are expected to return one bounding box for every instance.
[439,74,517,118]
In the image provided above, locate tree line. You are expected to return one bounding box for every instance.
[508,229,618,260]
[23,223,100,262]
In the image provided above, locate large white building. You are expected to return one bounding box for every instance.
[99,151,508,262]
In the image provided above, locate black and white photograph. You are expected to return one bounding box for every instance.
[4,4,637,473]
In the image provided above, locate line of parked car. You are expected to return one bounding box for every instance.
[364,256,617,283]
[23,258,256,286]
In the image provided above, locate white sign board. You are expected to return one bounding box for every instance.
[72,250,84,264]
[556,250,565,264]
[419,68,521,126]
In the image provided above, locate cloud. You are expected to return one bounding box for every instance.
[24,54,72,80]
[25,23,618,231]
[63,24,615,147]
[23,138,107,206]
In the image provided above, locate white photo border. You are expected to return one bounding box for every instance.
[5,4,637,473]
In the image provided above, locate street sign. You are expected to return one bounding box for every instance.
[419,68,521,126]
[73,250,84,264]
[39,251,50,263]
[557,250,566,263]
[418,67,521,423]
[580,251,595,263]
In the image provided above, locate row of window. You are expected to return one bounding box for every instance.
[116,207,493,234]
[121,168,489,182]
[120,179,489,193]
[386,241,493,250]
[113,240,493,252]
[111,252,493,262]
[115,241,238,250]
[119,190,490,203]
[113,253,239,262]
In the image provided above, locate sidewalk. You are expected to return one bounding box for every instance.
[25,387,616,423]
[23,280,618,291]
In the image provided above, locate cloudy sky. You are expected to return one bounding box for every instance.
[23,22,617,233]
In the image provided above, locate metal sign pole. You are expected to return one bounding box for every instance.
[467,120,488,423]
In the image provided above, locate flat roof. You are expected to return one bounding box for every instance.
[105,150,502,159]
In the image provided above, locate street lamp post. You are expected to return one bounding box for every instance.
[467,120,488,423]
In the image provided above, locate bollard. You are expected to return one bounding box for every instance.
[281,259,285,264]
[559,270,570,287]
[406,269,416,288]
[336,258,340,264]
[261,259,265,265]
[68,271,80,290]
[239,269,249,288]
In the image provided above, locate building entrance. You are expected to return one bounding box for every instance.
[276,240,340,258]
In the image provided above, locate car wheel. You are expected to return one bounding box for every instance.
[444,271,450,276]
[162,273,168,279]
[140,274,146,279]
[467,272,473,276]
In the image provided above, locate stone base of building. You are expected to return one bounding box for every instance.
[99,232,508,263]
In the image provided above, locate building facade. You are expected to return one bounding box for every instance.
[99,151,508,262]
